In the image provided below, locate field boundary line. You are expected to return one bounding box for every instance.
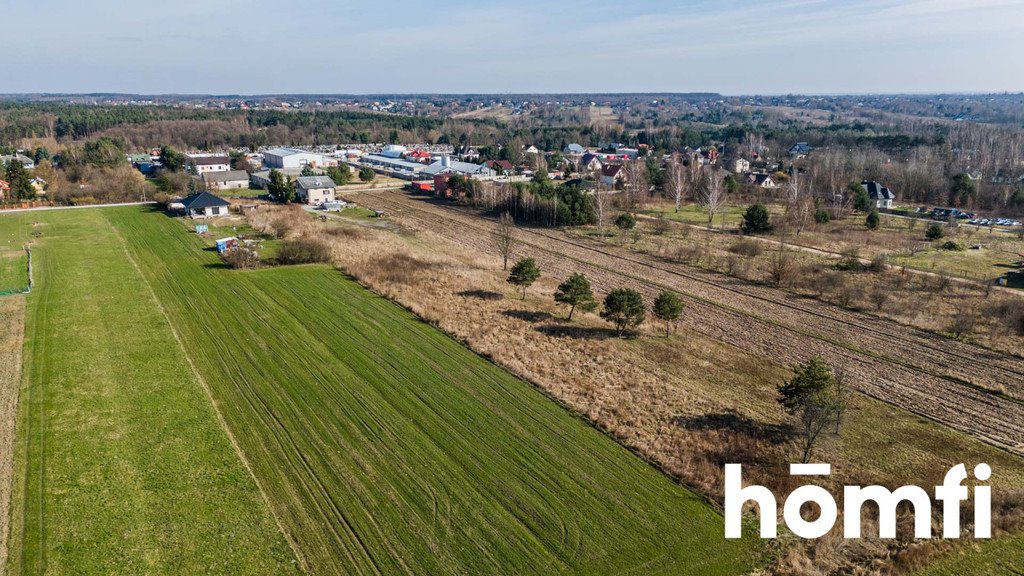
[105,214,309,573]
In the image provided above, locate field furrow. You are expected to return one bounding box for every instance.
[105,206,759,575]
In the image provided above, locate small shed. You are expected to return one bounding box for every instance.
[215,237,238,253]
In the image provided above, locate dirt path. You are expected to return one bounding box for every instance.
[0,295,26,576]
[356,191,1024,457]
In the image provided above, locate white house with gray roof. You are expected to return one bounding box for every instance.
[295,176,336,206]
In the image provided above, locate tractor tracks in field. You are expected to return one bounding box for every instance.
[356,191,1024,458]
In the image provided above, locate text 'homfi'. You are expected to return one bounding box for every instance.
[724,463,991,539]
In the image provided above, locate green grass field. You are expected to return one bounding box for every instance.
[2,209,297,574]
[103,205,761,575]
[0,249,29,294]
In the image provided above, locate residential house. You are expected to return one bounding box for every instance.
[187,154,231,174]
[732,158,751,174]
[29,177,46,195]
[0,179,9,201]
[700,148,720,165]
[485,160,514,174]
[563,143,586,156]
[524,144,540,155]
[600,164,625,186]
[0,153,34,170]
[789,142,811,158]
[744,172,778,188]
[203,170,251,191]
[180,191,231,218]
[295,176,337,206]
[579,153,603,172]
[862,181,896,209]
[460,148,480,161]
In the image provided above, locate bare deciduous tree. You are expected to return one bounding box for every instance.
[785,174,813,236]
[665,153,687,212]
[493,211,517,270]
[621,159,649,212]
[697,170,728,229]
[594,179,611,238]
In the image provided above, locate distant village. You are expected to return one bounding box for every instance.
[94,139,1024,229]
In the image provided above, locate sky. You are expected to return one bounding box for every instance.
[1,0,1023,95]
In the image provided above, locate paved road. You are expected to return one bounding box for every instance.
[0,201,157,215]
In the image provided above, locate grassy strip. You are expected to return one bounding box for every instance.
[916,533,1024,575]
[107,206,762,575]
[3,208,297,575]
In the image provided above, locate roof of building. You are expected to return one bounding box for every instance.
[188,155,230,166]
[422,159,492,176]
[295,176,337,190]
[264,147,317,158]
[862,181,895,200]
[0,154,33,166]
[564,143,586,154]
[601,164,624,178]
[580,153,602,166]
[486,160,514,171]
[362,154,426,171]
[203,170,250,183]
[181,191,231,210]
[744,172,775,186]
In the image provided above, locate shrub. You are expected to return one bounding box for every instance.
[729,238,764,257]
[277,237,332,265]
[614,212,636,231]
[222,246,261,269]
[865,208,880,230]
[866,253,888,273]
[651,214,671,236]
[926,223,945,240]
[741,203,772,235]
[814,208,831,224]
[941,240,965,251]
[836,247,863,272]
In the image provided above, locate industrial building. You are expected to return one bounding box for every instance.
[421,156,496,178]
[263,147,330,169]
[361,154,427,176]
